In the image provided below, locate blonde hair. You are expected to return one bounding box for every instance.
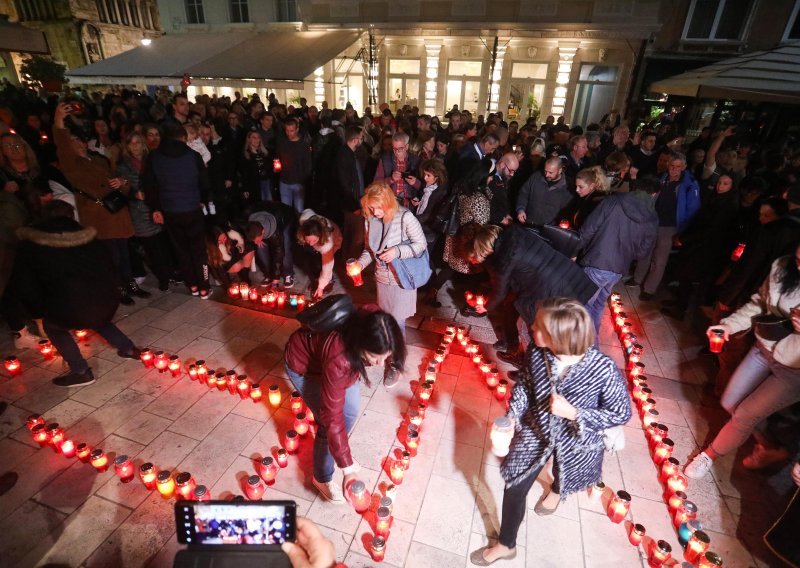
[464,223,502,264]
[533,297,595,356]
[361,181,400,222]
[576,166,610,193]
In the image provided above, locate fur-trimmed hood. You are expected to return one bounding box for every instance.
[16,219,97,248]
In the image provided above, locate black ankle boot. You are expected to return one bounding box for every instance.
[119,287,135,305]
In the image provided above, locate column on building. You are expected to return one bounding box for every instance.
[552,42,579,119]
[424,42,441,116]
[487,40,508,114]
[313,66,325,108]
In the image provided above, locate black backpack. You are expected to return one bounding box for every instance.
[430,189,460,236]
[296,294,355,333]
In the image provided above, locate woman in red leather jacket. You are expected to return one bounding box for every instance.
[284,307,405,502]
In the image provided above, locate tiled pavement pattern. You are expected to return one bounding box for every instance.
[0,272,796,568]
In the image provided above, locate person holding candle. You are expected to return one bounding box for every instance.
[14,201,142,387]
[297,209,342,300]
[685,246,800,479]
[470,298,631,566]
[285,304,405,502]
[354,181,427,387]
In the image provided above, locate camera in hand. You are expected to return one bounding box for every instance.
[173,500,295,568]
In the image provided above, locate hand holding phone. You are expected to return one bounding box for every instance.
[175,500,297,546]
[281,517,336,568]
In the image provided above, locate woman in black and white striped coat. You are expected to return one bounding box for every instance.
[471,298,631,566]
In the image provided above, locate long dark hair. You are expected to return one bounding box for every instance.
[458,157,493,197]
[341,311,406,386]
[777,247,800,295]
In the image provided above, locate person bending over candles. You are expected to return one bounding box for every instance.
[460,223,597,369]
[284,299,405,502]
[297,209,342,300]
[685,245,800,478]
[470,298,631,566]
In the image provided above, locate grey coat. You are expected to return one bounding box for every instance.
[501,346,631,495]
[515,171,572,226]
[117,158,162,238]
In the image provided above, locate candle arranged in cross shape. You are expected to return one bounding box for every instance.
[491,416,514,457]
[188,364,198,381]
[239,284,250,300]
[371,536,386,562]
[60,439,76,458]
[294,413,309,436]
[348,480,371,513]
[154,351,169,373]
[31,424,48,447]
[76,443,92,462]
[667,490,687,513]
[290,392,304,414]
[27,414,44,430]
[390,460,405,484]
[673,500,698,528]
[47,424,65,453]
[193,485,210,501]
[39,339,55,360]
[90,449,109,472]
[495,379,509,401]
[698,551,724,568]
[375,506,392,537]
[284,430,299,454]
[250,384,262,403]
[665,472,688,495]
[228,283,240,298]
[660,457,680,482]
[653,438,674,464]
[156,471,175,499]
[196,360,208,384]
[276,449,289,468]
[678,518,704,547]
[168,355,182,378]
[485,368,500,388]
[268,385,281,406]
[236,375,251,399]
[648,540,672,567]
[588,481,605,504]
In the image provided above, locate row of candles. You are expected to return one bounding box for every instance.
[226,283,308,311]
[26,413,211,501]
[4,331,93,377]
[607,293,723,567]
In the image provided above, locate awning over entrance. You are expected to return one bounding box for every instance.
[0,17,49,54]
[65,30,360,88]
[649,42,800,105]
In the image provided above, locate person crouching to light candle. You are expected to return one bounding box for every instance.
[284,296,406,504]
[297,209,343,301]
[684,244,800,480]
[469,298,631,566]
[354,182,427,389]
[13,201,143,388]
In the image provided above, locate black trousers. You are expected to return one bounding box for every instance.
[164,209,209,289]
[498,455,559,548]
[137,232,175,287]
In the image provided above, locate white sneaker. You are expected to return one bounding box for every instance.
[684,451,714,479]
[312,478,345,502]
[12,328,40,350]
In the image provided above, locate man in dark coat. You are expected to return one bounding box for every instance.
[14,202,140,387]
[466,223,597,367]
[335,126,366,259]
[578,177,659,331]
[143,122,212,298]
[515,157,571,226]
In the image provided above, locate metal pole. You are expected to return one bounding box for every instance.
[368,28,378,106]
[487,35,498,115]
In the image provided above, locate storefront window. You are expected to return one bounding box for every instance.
[336,74,364,113]
[388,59,421,110]
[445,60,483,115]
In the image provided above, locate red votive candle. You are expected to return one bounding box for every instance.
[629,523,645,546]
[495,379,509,400]
[39,339,55,360]
[60,439,76,458]
[666,472,688,495]
[239,283,250,300]
[607,490,631,523]
[284,430,299,453]
[4,356,21,376]
[236,375,251,399]
[371,536,386,562]
[653,438,674,464]
[660,457,680,482]
[667,490,687,513]
[347,480,371,513]
[684,530,711,564]
[708,329,726,354]
[114,455,135,483]
[250,383,262,403]
[46,423,64,453]
[268,385,281,406]
[188,364,198,380]
[228,283,240,298]
[730,242,745,261]
[226,370,238,394]
[276,449,288,468]
[673,500,697,528]
[175,472,196,500]
[376,506,392,537]
[168,355,182,377]
[294,413,309,436]
[290,391,304,414]
[698,551,724,567]
[76,443,92,462]
[139,462,158,490]
[418,380,433,403]
[259,457,278,484]
[27,414,45,430]
[642,408,660,428]
[485,369,500,388]
[406,430,420,452]
[154,351,168,373]
[193,485,210,501]
[390,460,405,484]
[156,470,175,499]
[196,360,208,384]
[31,424,48,446]
[90,449,109,472]
[648,540,672,567]
[245,475,265,500]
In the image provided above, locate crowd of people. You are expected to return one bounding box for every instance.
[2,78,800,566]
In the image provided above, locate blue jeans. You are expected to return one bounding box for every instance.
[583,266,622,336]
[711,344,800,457]
[279,182,305,214]
[45,319,134,374]
[259,179,273,202]
[285,364,361,483]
